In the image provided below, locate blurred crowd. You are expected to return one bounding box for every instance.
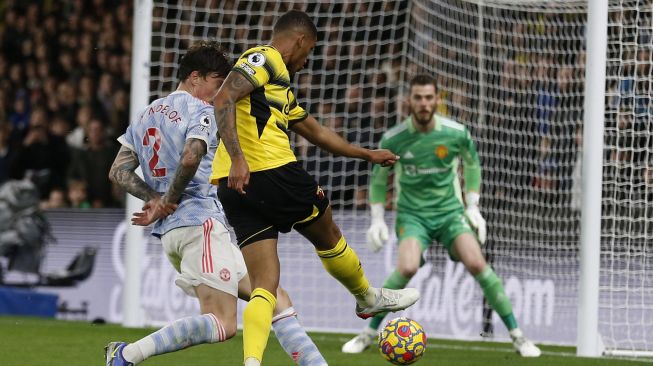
[1,0,650,216]
[411,3,653,243]
[148,0,409,208]
[0,0,131,209]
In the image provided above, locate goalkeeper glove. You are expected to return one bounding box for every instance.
[366,203,389,252]
[464,192,487,244]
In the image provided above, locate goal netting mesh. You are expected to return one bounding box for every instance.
[149,1,408,209]
[146,0,653,354]
[408,0,653,354]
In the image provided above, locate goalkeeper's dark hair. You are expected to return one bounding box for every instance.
[273,10,317,39]
[409,74,438,92]
[177,41,232,82]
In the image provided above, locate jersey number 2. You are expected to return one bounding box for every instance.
[142,127,167,177]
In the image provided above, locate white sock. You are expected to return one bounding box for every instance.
[122,313,225,364]
[272,307,327,366]
[355,286,378,307]
[362,327,377,338]
[509,328,524,339]
[244,357,261,366]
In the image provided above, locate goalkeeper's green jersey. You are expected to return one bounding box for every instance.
[370,114,481,214]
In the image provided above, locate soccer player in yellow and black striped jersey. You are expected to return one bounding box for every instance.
[210,10,420,366]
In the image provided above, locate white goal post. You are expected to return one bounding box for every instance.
[126,0,653,358]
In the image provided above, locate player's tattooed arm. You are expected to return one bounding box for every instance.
[213,71,255,157]
[161,138,207,204]
[109,146,160,201]
[214,70,257,194]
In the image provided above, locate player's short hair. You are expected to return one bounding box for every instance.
[409,74,438,93]
[273,10,317,40]
[177,40,232,82]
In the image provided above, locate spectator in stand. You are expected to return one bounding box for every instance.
[41,188,67,209]
[50,114,71,139]
[67,179,91,209]
[108,89,129,140]
[54,81,78,124]
[8,93,30,136]
[67,105,92,150]
[0,123,15,185]
[0,1,135,208]
[68,118,119,207]
[10,106,69,201]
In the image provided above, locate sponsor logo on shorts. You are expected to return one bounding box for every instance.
[316,186,325,200]
[219,268,231,282]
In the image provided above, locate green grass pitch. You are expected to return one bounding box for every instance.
[1,316,650,366]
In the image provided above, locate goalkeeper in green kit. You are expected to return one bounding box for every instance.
[341,74,541,357]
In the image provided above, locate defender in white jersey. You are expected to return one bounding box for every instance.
[105,41,326,366]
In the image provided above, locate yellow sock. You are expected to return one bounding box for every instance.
[316,236,370,296]
[243,288,277,364]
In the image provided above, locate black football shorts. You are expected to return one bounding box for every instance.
[217,161,330,248]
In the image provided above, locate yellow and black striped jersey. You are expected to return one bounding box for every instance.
[210,45,307,182]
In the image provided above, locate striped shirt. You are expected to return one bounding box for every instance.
[118,90,226,236]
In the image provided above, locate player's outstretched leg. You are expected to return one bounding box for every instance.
[104,313,228,365]
[454,233,541,358]
[238,274,327,365]
[105,342,132,366]
[272,307,328,366]
[316,237,419,318]
[342,269,412,353]
[299,208,420,319]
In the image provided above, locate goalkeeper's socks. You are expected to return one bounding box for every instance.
[316,236,371,301]
[272,307,327,366]
[368,270,412,330]
[383,270,411,290]
[122,313,226,364]
[475,266,519,331]
[243,288,277,365]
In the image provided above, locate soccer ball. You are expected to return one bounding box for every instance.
[378,317,427,365]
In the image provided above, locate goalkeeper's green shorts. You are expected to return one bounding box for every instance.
[395,208,475,261]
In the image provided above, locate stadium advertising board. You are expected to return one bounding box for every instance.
[30,210,570,345]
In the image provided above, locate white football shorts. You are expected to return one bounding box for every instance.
[161,217,247,298]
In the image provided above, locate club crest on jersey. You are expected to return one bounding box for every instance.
[436,145,448,159]
[247,52,266,67]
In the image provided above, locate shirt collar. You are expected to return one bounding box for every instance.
[407,114,439,134]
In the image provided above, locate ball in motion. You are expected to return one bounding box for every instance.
[378,317,427,365]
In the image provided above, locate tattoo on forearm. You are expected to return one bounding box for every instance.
[109,147,159,201]
[216,101,242,157]
[214,72,254,158]
[162,139,206,204]
[230,72,248,89]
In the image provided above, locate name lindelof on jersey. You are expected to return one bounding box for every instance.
[145,103,182,124]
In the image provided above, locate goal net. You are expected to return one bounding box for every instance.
[149,1,408,209]
[409,0,653,355]
[142,0,652,355]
